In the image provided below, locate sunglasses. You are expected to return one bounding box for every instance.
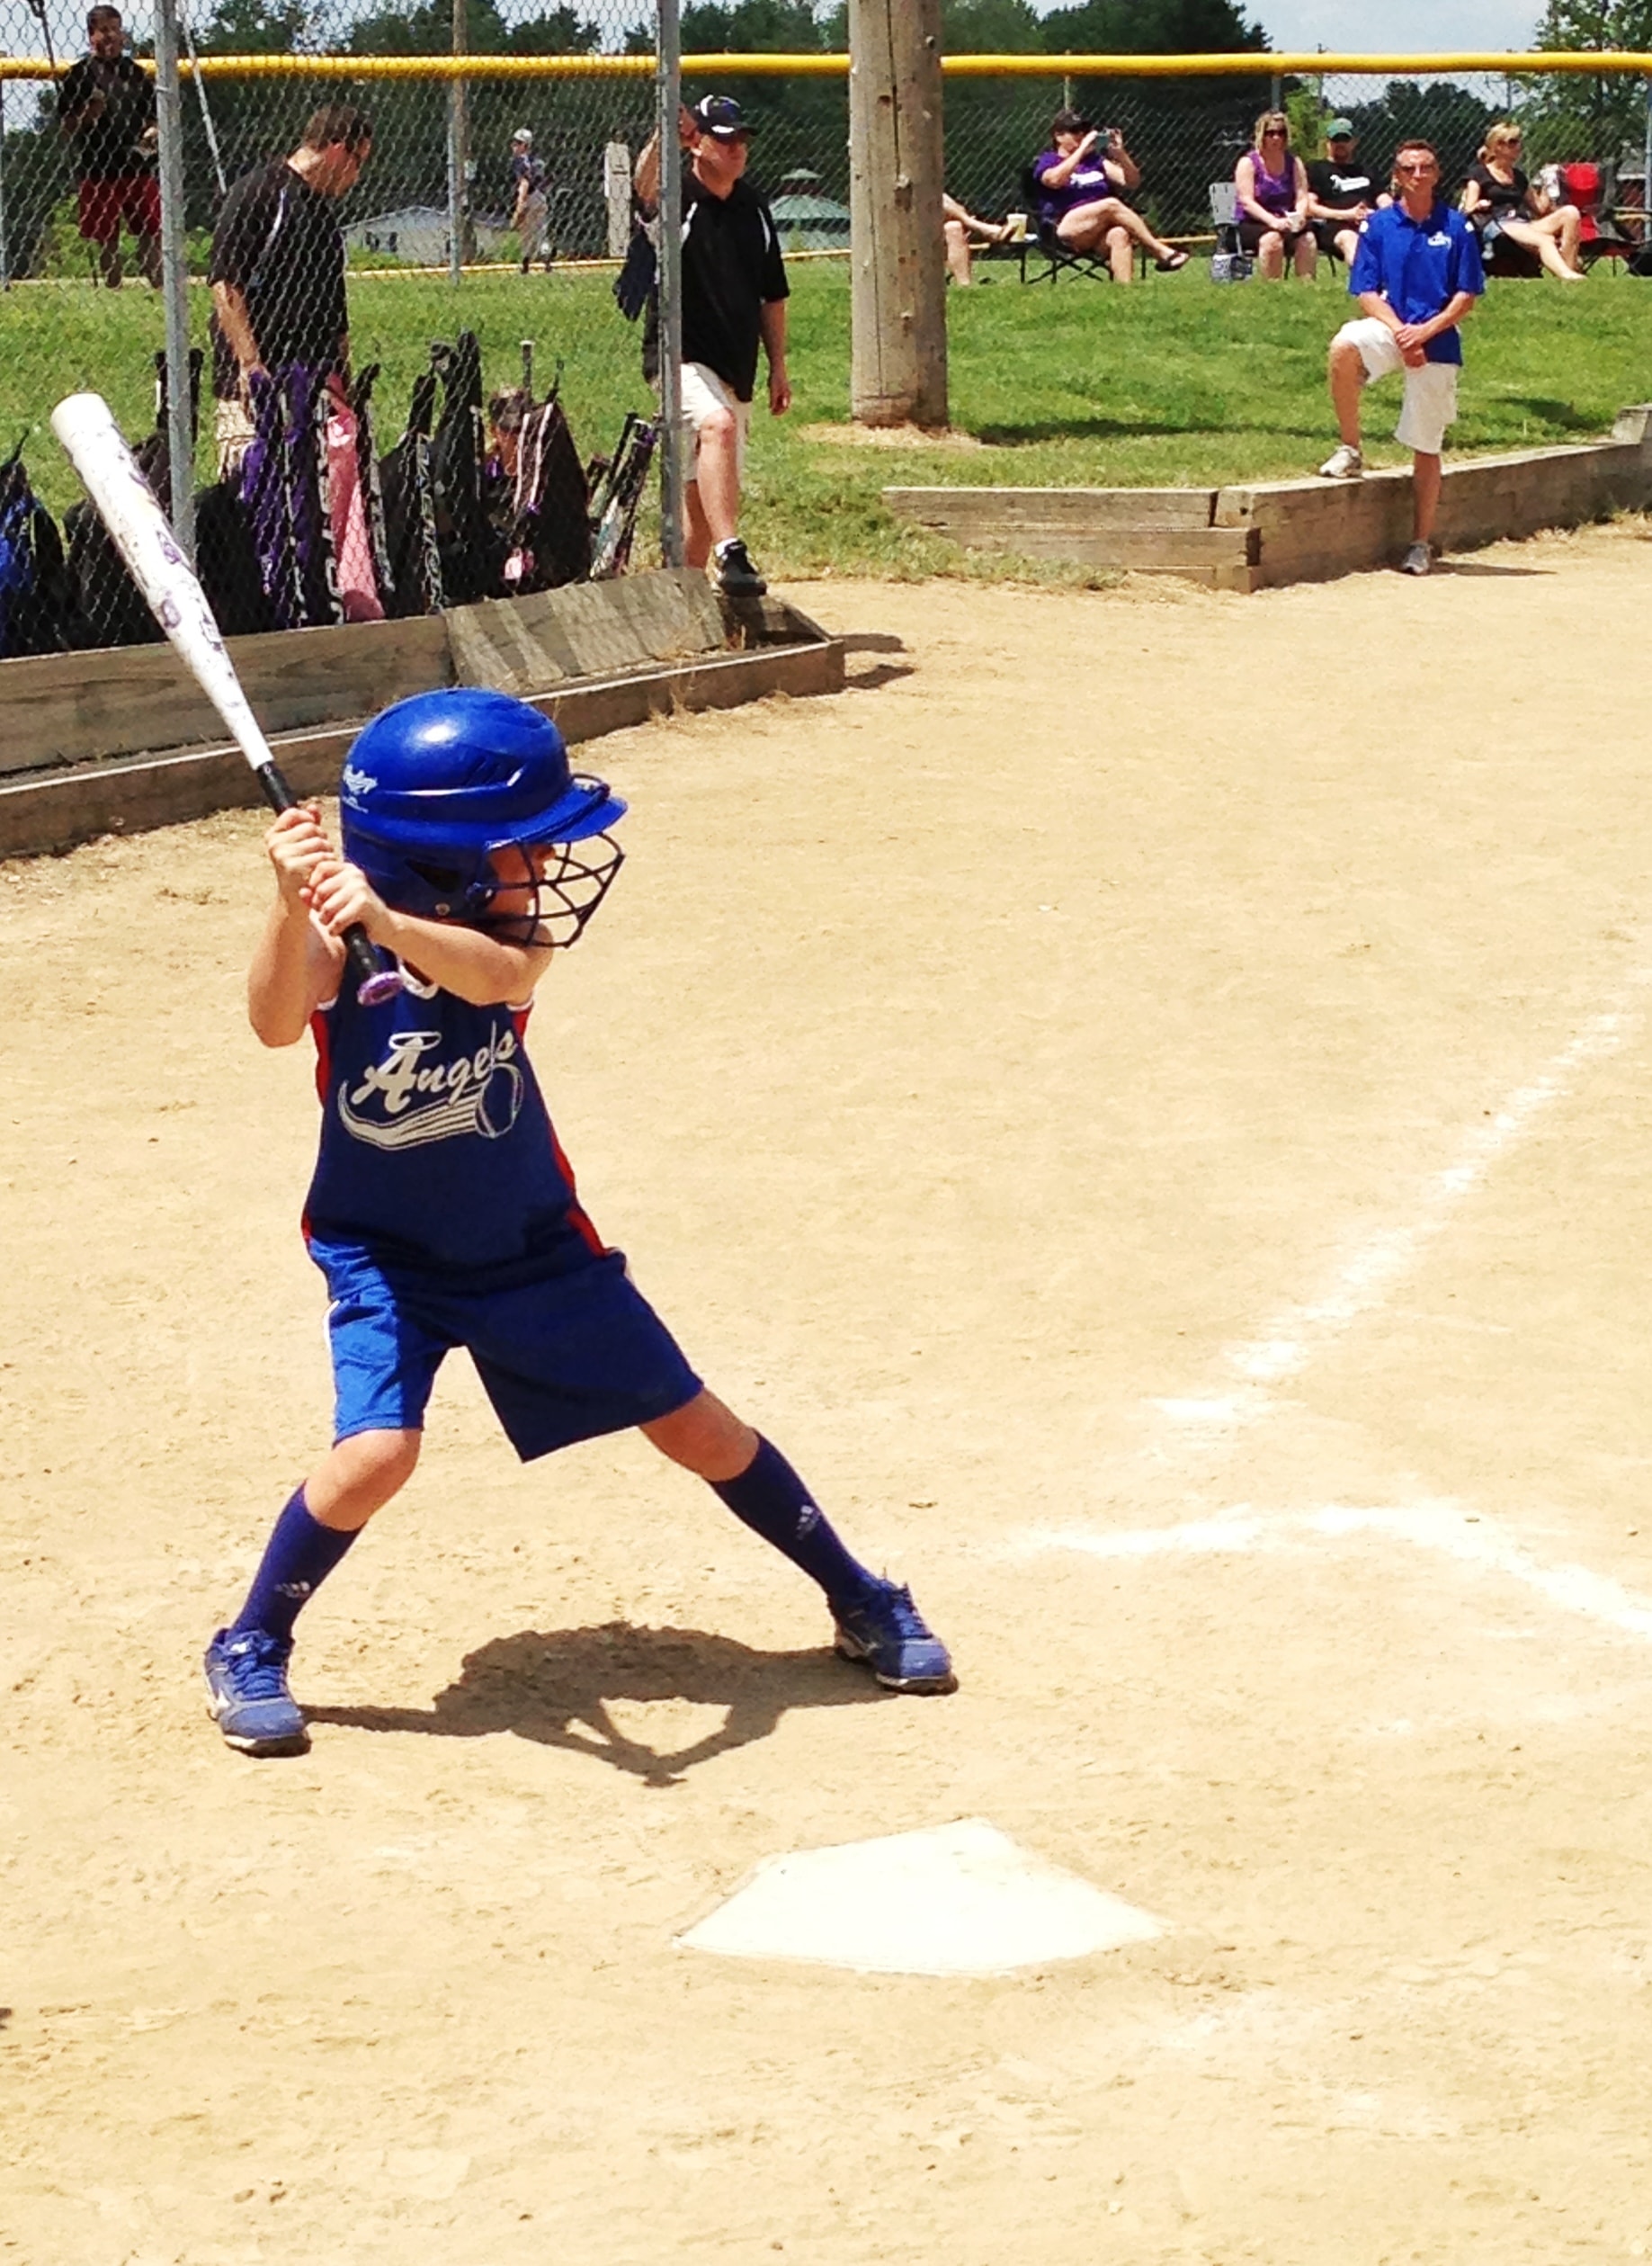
[1395,160,1436,174]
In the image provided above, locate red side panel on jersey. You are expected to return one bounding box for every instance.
[309,1004,334,1106]
[516,999,607,1257]
[298,1006,335,1246]
[516,997,607,1259]
[549,1121,605,1256]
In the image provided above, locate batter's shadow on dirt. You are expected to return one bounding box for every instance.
[307,1623,888,1787]
[839,629,915,693]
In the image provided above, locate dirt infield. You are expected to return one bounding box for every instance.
[7,528,1652,2264]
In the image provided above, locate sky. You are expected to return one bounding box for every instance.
[1022,0,1547,49]
[1238,0,1543,49]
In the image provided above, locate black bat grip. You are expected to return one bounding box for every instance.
[254,761,402,1007]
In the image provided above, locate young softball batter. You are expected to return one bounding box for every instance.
[205,687,955,1757]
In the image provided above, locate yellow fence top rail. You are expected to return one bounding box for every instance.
[4,46,1652,79]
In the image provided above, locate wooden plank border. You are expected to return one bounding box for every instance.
[0,616,843,863]
[882,407,1652,591]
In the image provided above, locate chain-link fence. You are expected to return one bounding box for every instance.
[4,25,1652,652]
[0,0,673,651]
[940,62,1652,244]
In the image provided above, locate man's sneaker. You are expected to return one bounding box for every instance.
[1317,442,1363,479]
[203,1626,310,1757]
[1400,540,1433,577]
[833,1580,958,1695]
[713,537,767,597]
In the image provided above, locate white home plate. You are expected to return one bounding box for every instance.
[677,1817,1164,1976]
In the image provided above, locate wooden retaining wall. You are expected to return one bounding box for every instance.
[884,406,1652,592]
[0,572,841,862]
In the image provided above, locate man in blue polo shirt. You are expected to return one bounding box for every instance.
[1317,137,1484,576]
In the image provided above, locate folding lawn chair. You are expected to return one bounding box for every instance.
[1015,164,1114,285]
[1208,181,1251,280]
[1558,162,1635,268]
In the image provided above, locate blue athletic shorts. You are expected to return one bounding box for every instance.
[309,1236,702,1461]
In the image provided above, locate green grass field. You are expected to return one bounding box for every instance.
[5,255,1652,580]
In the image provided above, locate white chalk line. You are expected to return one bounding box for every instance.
[1156,969,1652,1428]
[1019,1503,1652,1644]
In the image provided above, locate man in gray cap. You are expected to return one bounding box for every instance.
[1307,120,1381,266]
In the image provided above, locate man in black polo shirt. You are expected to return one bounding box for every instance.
[210,105,381,622]
[636,94,790,597]
[209,103,371,434]
[57,5,160,290]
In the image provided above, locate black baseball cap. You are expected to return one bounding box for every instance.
[692,94,755,140]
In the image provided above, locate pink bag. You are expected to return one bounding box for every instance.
[325,394,385,623]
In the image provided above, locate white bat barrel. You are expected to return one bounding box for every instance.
[49,391,277,775]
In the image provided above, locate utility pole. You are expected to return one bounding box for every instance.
[848,0,946,429]
[448,0,471,283]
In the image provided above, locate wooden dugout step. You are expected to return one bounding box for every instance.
[884,405,1652,591]
[0,571,843,862]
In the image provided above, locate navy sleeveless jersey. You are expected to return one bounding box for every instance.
[302,968,602,1276]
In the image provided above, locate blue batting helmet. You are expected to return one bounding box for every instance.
[339,689,627,945]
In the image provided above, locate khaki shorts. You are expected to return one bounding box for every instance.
[214,393,256,480]
[1334,315,1460,456]
[678,361,751,481]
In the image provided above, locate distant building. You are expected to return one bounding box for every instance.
[344,205,513,265]
[769,168,850,253]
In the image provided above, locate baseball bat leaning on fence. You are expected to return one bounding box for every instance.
[49,392,404,1007]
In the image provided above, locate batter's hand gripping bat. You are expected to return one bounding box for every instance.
[50,391,403,1006]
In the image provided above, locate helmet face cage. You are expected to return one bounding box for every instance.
[472,830,626,949]
[344,818,624,951]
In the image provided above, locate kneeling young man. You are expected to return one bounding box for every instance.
[1317,138,1485,577]
[204,691,953,1758]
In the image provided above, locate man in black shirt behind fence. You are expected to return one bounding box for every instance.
[209,104,371,432]
[637,94,790,598]
[209,106,383,623]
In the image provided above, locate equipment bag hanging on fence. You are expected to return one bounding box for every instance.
[588,413,657,581]
[64,349,202,650]
[378,357,445,619]
[508,384,594,592]
[430,330,505,607]
[351,363,397,614]
[0,446,81,659]
[281,360,345,631]
[193,475,275,638]
[240,368,305,632]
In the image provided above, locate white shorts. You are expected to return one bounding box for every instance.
[1334,315,1460,455]
[678,361,751,481]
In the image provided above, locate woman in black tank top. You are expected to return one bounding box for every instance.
[1460,121,1585,281]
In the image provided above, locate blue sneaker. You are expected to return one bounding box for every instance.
[203,1626,310,1757]
[832,1580,957,1695]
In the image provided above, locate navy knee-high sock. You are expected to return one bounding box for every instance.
[710,1437,878,1611]
[231,1485,361,1644]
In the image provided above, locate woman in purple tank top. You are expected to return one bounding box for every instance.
[1233,110,1316,279]
[1031,107,1190,282]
